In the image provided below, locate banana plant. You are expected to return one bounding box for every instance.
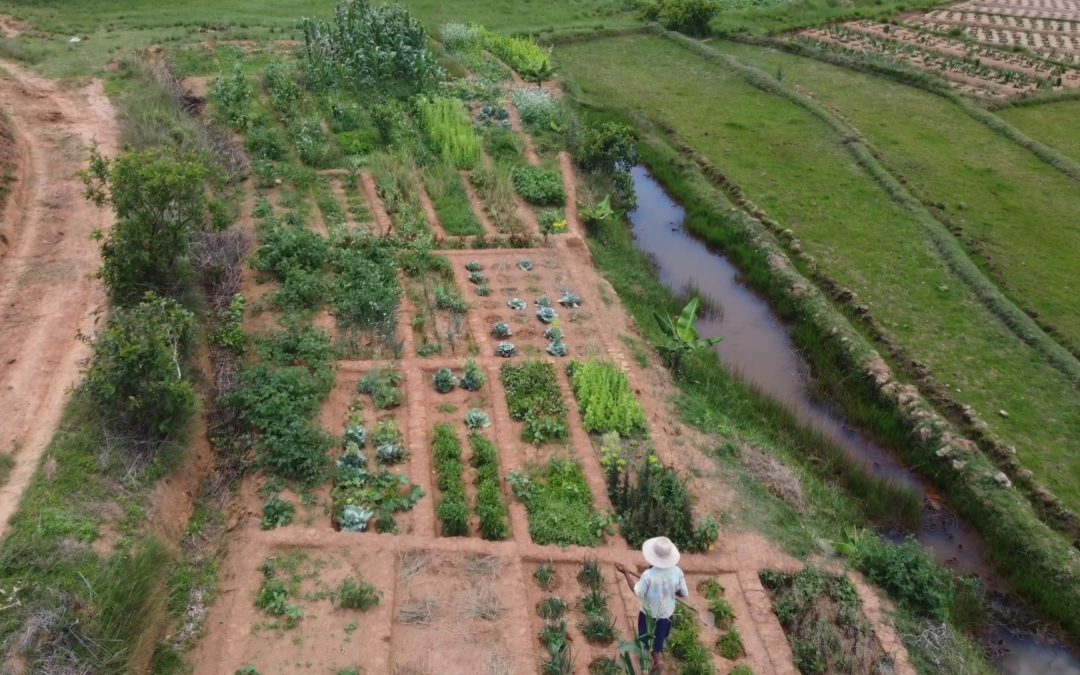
[653,297,722,377]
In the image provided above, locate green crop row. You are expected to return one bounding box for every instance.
[469,433,511,540]
[433,423,469,536]
[567,360,646,436]
[510,458,604,546]
[500,359,569,444]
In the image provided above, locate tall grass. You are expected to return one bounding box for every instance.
[469,163,523,234]
[415,95,481,169]
[425,162,484,236]
[479,28,551,75]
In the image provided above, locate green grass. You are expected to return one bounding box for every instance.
[997,100,1080,166]
[557,34,1080,517]
[0,0,632,76]
[707,0,954,36]
[712,41,1080,354]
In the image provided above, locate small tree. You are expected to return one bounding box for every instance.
[653,297,721,376]
[83,148,211,305]
[525,57,556,89]
[84,293,197,443]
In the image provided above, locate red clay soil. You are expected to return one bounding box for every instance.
[0,60,118,539]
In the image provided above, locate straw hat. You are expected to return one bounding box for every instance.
[642,536,681,569]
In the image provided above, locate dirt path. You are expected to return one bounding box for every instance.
[0,60,117,538]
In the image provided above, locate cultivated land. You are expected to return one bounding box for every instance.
[557,33,1080,515]
[2,0,1080,673]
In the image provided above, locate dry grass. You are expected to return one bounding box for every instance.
[461,554,503,578]
[460,584,503,622]
[398,550,430,584]
[398,599,438,626]
[393,655,432,675]
[740,442,809,514]
[486,650,514,675]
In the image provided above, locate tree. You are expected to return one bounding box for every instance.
[525,57,556,89]
[653,297,722,376]
[84,293,197,443]
[83,148,211,305]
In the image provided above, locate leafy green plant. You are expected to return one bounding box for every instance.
[358,368,404,409]
[510,459,604,546]
[210,67,251,129]
[730,666,754,675]
[578,558,603,591]
[333,468,423,531]
[538,619,574,675]
[212,293,247,352]
[493,321,513,338]
[433,367,457,394]
[654,297,722,376]
[717,628,744,660]
[460,359,487,391]
[255,564,302,628]
[699,579,734,630]
[434,283,469,313]
[344,425,367,449]
[518,258,533,271]
[853,536,954,621]
[667,604,713,673]
[579,612,617,646]
[261,496,296,530]
[547,340,568,357]
[337,576,381,610]
[508,297,527,310]
[580,195,615,226]
[567,360,646,436]
[495,341,517,358]
[467,432,509,540]
[501,360,568,444]
[537,306,559,324]
[511,165,565,206]
[462,411,493,435]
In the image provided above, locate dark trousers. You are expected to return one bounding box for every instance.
[637,611,673,653]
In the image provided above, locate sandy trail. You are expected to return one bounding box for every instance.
[0,60,117,538]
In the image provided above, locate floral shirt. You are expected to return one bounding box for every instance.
[634,566,688,620]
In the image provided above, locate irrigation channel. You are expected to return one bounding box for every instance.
[627,165,1080,674]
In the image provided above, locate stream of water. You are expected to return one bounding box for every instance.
[627,165,1080,674]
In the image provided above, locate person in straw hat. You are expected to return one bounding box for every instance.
[616,536,688,673]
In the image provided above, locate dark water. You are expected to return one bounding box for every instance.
[627,165,1080,675]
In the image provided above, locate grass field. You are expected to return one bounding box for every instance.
[557,34,1080,514]
[998,100,1080,165]
[710,41,1080,355]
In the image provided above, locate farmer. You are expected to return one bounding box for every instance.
[616,536,688,674]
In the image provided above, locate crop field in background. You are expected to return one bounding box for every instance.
[557,33,1080,515]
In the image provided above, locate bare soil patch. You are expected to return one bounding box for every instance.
[0,60,117,538]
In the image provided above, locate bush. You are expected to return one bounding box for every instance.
[357,367,404,409]
[433,368,457,394]
[459,359,486,391]
[465,408,492,429]
[510,165,565,206]
[855,537,954,621]
[717,628,744,659]
[638,0,720,36]
[261,496,295,530]
[244,123,288,161]
[85,293,197,441]
[338,576,380,610]
[83,149,211,305]
[210,67,251,129]
[332,242,401,332]
[667,604,714,673]
[567,360,646,436]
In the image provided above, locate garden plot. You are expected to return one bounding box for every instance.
[401,252,480,359]
[904,1,1080,64]
[794,20,1080,96]
[390,551,530,674]
[324,364,428,536]
[449,248,596,361]
[198,545,396,674]
[524,559,635,672]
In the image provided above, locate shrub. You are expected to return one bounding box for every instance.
[251,223,329,279]
[855,537,954,621]
[245,123,288,161]
[576,121,638,175]
[492,321,512,338]
[261,496,296,530]
[338,576,380,610]
[373,420,407,465]
[534,563,557,591]
[83,149,211,305]
[210,67,251,128]
[331,239,400,332]
[470,433,509,540]
[212,293,247,352]
[500,360,568,444]
[638,0,720,36]
[567,360,646,436]
[537,596,568,620]
[433,368,457,394]
[433,424,468,536]
[511,165,565,206]
[607,450,718,553]
[667,604,714,673]
[85,293,197,441]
